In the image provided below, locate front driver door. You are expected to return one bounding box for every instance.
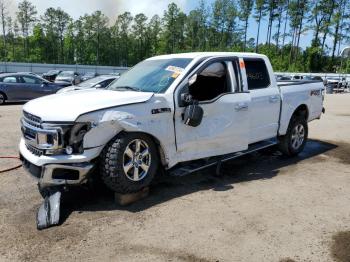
[174,57,251,163]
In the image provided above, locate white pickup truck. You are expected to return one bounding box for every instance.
[20,52,325,196]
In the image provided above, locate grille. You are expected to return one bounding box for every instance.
[23,111,41,128]
[26,144,44,156]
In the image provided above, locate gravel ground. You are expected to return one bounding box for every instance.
[0,94,349,262]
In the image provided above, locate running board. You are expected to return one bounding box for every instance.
[168,138,278,177]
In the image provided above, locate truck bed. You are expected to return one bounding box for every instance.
[277,80,324,136]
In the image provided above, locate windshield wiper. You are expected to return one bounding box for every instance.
[115,86,141,92]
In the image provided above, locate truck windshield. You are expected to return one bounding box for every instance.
[108,58,192,93]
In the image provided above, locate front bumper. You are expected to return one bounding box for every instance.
[19,138,103,188]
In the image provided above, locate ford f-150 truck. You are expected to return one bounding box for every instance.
[20,52,325,196]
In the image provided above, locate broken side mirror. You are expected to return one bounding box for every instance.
[183,103,204,127]
[181,93,193,105]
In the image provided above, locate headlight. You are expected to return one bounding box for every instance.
[66,122,92,154]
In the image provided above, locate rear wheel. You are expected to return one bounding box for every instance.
[0,92,6,105]
[278,116,308,156]
[100,133,159,194]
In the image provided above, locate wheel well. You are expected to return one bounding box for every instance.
[116,131,168,167]
[0,91,7,100]
[292,104,309,120]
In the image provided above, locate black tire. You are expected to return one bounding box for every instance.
[100,133,159,194]
[0,92,6,105]
[278,116,308,156]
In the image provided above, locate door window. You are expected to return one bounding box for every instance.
[2,76,17,83]
[21,76,42,84]
[189,62,231,102]
[244,58,270,90]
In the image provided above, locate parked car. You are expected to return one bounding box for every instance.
[18,72,43,78]
[57,75,118,93]
[55,71,81,85]
[276,75,292,81]
[0,73,67,104]
[326,76,347,93]
[291,75,303,80]
[81,72,98,82]
[20,52,325,209]
[42,70,62,82]
[305,76,323,81]
[108,72,121,77]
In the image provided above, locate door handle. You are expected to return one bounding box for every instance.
[235,102,249,111]
[269,96,279,103]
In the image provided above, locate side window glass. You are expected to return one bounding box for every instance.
[103,79,114,87]
[22,76,41,84]
[3,76,17,83]
[244,58,270,90]
[189,61,231,102]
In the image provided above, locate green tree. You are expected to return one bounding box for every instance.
[254,0,267,52]
[132,13,148,61]
[16,0,37,60]
[210,0,237,49]
[239,0,254,51]
[162,3,186,53]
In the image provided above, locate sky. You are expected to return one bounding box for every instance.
[11,0,341,53]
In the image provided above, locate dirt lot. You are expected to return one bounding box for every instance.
[0,94,350,262]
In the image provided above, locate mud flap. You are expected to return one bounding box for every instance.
[37,190,62,230]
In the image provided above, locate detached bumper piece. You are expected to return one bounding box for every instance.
[37,189,62,230]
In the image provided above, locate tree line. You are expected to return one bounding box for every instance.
[1,0,350,72]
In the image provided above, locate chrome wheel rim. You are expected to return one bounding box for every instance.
[122,139,151,181]
[291,124,305,150]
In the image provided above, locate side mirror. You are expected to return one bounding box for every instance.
[95,84,102,88]
[183,104,204,127]
[41,81,48,87]
[181,93,193,105]
[188,74,197,86]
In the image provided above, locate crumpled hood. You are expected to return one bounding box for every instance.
[23,89,154,122]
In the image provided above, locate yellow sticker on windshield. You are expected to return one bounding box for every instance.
[171,72,180,78]
[166,65,184,74]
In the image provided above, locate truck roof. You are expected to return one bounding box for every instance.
[148,52,267,60]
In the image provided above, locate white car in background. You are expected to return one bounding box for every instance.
[57,75,119,93]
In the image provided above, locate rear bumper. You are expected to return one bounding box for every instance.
[19,138,102,188]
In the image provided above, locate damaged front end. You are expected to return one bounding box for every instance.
[20,111,101,229]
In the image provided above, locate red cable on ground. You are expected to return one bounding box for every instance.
[0,156,22,174]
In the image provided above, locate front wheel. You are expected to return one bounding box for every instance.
[100,133,159,194]
[278,116,308,156]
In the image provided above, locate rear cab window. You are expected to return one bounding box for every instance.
[244,58,271,90]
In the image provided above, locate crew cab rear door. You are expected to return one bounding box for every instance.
[174,56,251,163]
[242,57,280,143]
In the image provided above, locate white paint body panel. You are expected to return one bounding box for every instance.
[248,88,280,143]
[20,52,324,170]
[23,89,154,122]
[278,82,324,135]
[174,93,251,162]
